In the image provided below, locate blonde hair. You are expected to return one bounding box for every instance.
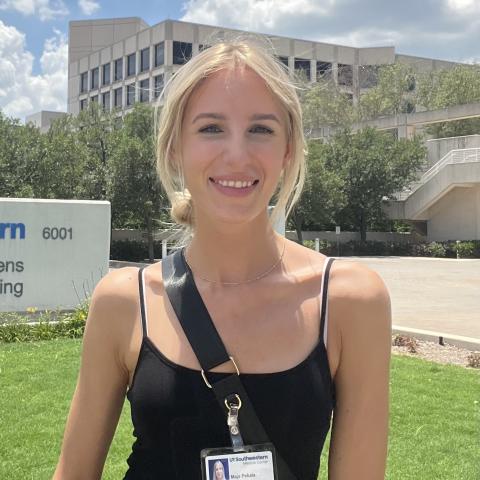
[155,35,306,237]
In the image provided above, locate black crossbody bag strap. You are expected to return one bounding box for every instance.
[162,248,297,480]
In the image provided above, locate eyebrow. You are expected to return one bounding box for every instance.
[192,113,281,124]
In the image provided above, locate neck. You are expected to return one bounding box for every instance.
[185,212,284,285]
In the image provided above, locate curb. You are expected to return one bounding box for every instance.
[392,325,480,352]
[109,260,150,269]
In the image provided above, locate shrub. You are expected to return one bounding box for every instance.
[0,301,89,343]
[456,241,476,259]
[392,334,418,353]
[425,242,447,258]
[467,352,480,369]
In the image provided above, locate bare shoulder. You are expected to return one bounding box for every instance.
[328,258,392,357]
[86,266,141,331]
[329,259,391,303]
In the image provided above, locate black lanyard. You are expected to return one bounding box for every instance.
[162,247,297,480]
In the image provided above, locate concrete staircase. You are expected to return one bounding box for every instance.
[385,147,480,220]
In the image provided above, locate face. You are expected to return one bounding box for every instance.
[179,66,291,228]
[214,461,225,478]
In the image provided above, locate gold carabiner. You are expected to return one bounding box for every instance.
[201,355,240,389]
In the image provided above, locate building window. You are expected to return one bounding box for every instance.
[154,42,164,67]
[114,58,123,81]
[140,47,150,72]
[80,98,87,111]
[91,95,98,103]
[126,84,135,106]
[102,63,111,85]
[277,56,289,67]
[173,41,192,65]
[102,91,110,111]
[338,64,353,87]
[127,53,136,77]
[359,65,378,89]
[316,61,332,80]
[91,67,99,90]
[80,72,88,93]
[139,79,149,103]
[294,58,311,80]
[154,74,164,98]
[114,87,122,108]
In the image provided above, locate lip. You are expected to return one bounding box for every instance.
[209,175,258,183]
[209,177,259,197]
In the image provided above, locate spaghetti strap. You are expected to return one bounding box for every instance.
[137,266,148,338]
[319,257,335,349]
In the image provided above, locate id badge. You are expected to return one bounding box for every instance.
[201,443,278,480]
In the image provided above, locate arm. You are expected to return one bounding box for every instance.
[328,261,392,480]
[53,268,139,480]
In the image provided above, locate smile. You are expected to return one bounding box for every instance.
[209,177,259,189]
[208,177,259,197]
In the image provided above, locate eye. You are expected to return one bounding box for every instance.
[250,124,274,134]
[199,124,222,133]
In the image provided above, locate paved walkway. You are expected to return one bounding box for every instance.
[344,256,480,340]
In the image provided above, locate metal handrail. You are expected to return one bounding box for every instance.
[395,147,480,200]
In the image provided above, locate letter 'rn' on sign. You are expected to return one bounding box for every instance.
[0,198,111,313]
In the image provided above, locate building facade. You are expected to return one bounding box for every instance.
[67,17,458,117]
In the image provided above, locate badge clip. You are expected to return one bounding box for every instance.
[225,394,244,449]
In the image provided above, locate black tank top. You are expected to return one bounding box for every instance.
[123,257,336,480]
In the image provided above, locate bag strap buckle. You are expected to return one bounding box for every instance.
[201,355,240,389]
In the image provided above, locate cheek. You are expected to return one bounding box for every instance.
[181,138,222,169]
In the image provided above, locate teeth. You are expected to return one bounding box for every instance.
[216,179,255,188]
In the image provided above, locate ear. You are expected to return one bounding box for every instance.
[282,141,292,170]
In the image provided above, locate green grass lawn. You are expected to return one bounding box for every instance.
[0,339,478,479]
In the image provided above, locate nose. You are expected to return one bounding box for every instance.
[221,131,250,166]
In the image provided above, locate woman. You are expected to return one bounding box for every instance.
[213,460,227,480]
[53,38,391,480]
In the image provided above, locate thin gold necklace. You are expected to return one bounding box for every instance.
[182,240,286,286]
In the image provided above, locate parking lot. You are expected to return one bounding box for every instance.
[347,256,480,339]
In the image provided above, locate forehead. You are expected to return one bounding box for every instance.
[183,66,285,120]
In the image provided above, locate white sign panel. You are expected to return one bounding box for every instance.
[0,198,110,312]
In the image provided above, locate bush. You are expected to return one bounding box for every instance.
[467,352,480,369]
[0,301,89,343]
[425,241,447,258]
[300,239,480,257]
[455,241,476,259]
[110,239,168,262]
[392,334,418,353]
[302,240,338,256]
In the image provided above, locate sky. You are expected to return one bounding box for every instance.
[0,0,479,122]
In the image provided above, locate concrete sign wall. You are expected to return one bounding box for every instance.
[0,198,110,312]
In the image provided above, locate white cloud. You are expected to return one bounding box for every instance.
[0,21,68,121]
[447,0,476,11]
[78,0,100,16]
[181,0,335,31]
[0,0,69,21]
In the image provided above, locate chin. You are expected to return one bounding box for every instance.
[206,207,266,227]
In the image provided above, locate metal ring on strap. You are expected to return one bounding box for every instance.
[224,393,242,411]
[201,355,240,389]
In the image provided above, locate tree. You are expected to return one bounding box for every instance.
[33,114,87,199]
[0,110,44,198]
[321,127,427,241]
[416,64,480,137]
[108,104,167,259]
[289,140,345,243]
[75,102,117,200]
[357,63,416,121]
[301,78,355,131]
